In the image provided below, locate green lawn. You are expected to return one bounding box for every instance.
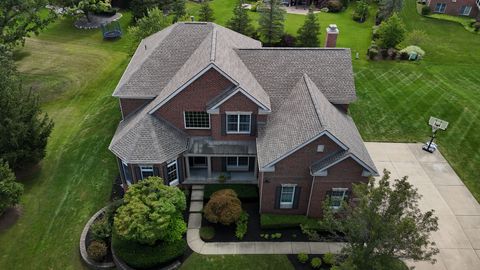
[0,14,134,269]
[1,0,480,269]
[180,254,294,270]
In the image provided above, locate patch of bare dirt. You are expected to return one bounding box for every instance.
[0,205,23,232]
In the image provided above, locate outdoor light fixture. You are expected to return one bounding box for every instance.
[422,116,449,153]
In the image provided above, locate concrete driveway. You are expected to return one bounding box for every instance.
[366,143,480,270]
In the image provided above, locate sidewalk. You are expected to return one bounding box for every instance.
[186,185,346,255]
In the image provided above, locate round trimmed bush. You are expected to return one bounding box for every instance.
[311,257,322,269]
[297,253,308,263]
[200,226,215,240]
[112,231,186,269]
[204,189,242,225]
[421,5,431,15]
[91,216,112,241]
[87,240,107,262]
[326,0,343,13]
[323,252,336,265]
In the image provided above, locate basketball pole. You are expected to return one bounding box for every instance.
[427,129,437,152]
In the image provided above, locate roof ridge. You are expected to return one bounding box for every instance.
[210,27,217,62]
[238,47,350,51]
[302,74,326,128]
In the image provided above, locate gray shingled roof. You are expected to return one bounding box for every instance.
[236,48,357,105]
[256,74,377,174]
[310,150,349,175]
[109,104,188,163]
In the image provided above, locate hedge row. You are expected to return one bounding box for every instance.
[112,231,186,269]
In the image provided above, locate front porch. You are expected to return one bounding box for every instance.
[183,138,258,185]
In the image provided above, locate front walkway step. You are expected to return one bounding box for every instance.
[188,213,202,229]
[191,190,204,201]
[189,201,203,213]
[192,185,205,190]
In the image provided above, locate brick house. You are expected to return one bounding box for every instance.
[426,0,479,18]
[109,22,378,218]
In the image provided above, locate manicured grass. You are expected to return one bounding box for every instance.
[350,0,480,201]
[180,254,295,270]
[260,214,320,229]
[0,14,134,269]
[426,13,477,33]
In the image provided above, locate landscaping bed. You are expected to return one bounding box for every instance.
[287,254,335,270]
[201,201,344,242]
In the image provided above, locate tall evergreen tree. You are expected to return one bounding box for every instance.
[171,0,186,23]
[227,0,254,36]
[297,6,320,47]
[378,0,403,22]
[0,52,54,169]
[198,1,214,22]
[258,0,285,45]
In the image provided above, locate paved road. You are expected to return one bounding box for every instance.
[366,143,480,270]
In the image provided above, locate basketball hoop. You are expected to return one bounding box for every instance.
[423,117,449,153]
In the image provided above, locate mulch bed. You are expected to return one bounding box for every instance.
[287,254,334,270]
[202,201,312,242]
[0,205,22,232]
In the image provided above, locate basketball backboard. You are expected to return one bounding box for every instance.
[428,117,448,132]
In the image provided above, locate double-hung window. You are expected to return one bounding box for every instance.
[459,5,472,16]
[434,3,446,13]
[226,156,249,171]
[184,111,210,129]
[330,188,348,209]
[280,185,296,209]
[140,165,154,179]
[167,160,179,186]
[226,113,251,134]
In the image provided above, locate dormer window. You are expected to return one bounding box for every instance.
[226,112,251,134]
[184,111,210,129]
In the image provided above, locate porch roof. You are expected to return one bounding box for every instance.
[187,137,256,156]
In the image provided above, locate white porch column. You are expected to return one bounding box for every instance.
[185,156,191,179]
[207,157,212,179]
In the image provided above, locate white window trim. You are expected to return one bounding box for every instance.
[226,156,249,171]
[122,161,132,186]
[167,160,179,186]
[183,111,211,130]
[460,5,471,15]
[140,165,154,180]
[226,112,251,134]
[280,184,296,209]
[330,188,348,210]
[435,3,446,13]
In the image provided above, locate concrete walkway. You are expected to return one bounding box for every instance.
[186,185,346,255]
[366,143,480,270]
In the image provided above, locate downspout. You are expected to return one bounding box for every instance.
[306,175,316,217]
[258,171,264,214]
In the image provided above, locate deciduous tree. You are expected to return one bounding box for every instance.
[297,6,320,47]
[0,52,54,169]
[128,7,169,41]
[318,170,439,270]
[227,0,254,36]
[114,177,187,245]
[70,0,112,22]
[0,160,23,215]
[0,0,56,50]
[258,0,285,45]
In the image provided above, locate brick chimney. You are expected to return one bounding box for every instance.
[325,24,339,48]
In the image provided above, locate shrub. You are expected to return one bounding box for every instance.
[114,177,187,245]
[204,189,242,225]
[323,252,336,265]
[399,51,409,60]
[112,231,186,269]
[200,226,215,240]
[352,0,369,22]
[380,48,389,59]
[368,47,379,60]
[376,13,406,48]
[91,216,112,241]
[87,240,107,262]
[0,160,23,215]
[400,45,425,57]
[235,211,249,240]
[421,5,431,15]
[204,184,258,200]
[297,253,308,263]
[389,49,398,59]
[311,257,322,268]
[271,232,282,239]
[473,22,480,32]
[128,8,169,42]
[300,224,321,241]
[326,0,343,13]
[372,25,380,39]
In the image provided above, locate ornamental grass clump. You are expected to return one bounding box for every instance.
[87,240,107,262]
[204,189,242,225]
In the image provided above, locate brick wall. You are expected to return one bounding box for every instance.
[154,69,233,136]
[259,135,368,217]
[119,98,152,119]
[428,0,478,17]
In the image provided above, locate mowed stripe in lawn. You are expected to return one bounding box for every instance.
[0,26,130,269]
[351,63,480,200]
